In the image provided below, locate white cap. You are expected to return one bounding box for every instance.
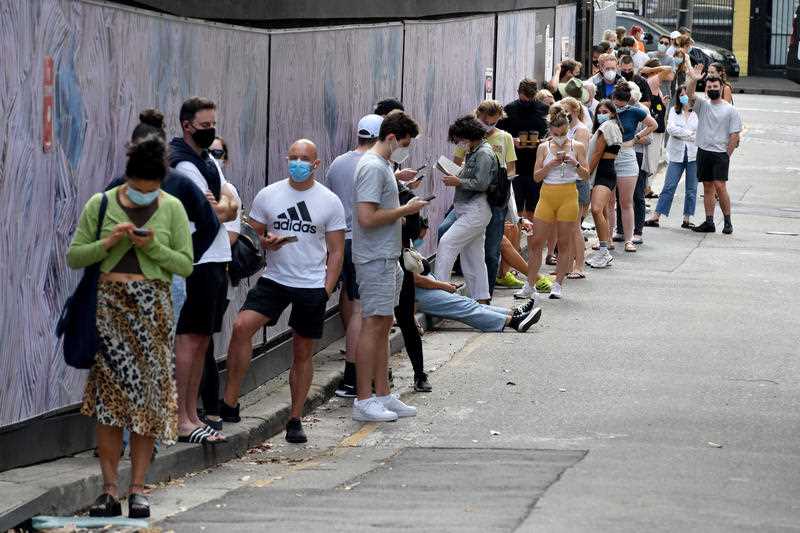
[357,114,383,139]
[669,30,681,39]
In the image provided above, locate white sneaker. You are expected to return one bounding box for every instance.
[589,248,613,269]
[352,397,398,422]
[632,235,643,245]
[378,394,417,418]
[584,249,599,266]
[549,282,563,299]
[514,281,535,299]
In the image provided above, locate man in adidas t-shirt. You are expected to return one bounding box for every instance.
[223,139,345,444]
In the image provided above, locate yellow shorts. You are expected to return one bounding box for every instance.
[534,183,579,223]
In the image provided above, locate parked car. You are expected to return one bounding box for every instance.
[616,12,740,77]
[787,3,800,83]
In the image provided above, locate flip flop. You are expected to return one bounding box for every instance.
[567,272,586,279]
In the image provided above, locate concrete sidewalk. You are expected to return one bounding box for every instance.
[731,76,800,97]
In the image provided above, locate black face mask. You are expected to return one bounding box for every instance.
[191,127,216,150]
[707,89,721,101]
[621,70,634,81]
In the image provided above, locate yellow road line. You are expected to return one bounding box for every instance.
[339,422,378,447]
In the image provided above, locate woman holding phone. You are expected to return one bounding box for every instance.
[67,134,193,519]
[524,107,590,299]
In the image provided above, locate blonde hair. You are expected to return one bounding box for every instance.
[603,29,616,41]
[534,89,554,103]
[626,81,641,104]
[559,96,582,117]
[547,106,570,128]
[476,99,506,119]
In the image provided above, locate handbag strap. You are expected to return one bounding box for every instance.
[95,193,108,241]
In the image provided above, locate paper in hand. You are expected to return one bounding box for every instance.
[436,156,463,176]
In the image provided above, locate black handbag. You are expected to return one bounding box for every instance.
[228,219,265,287]
[56,193,108,369]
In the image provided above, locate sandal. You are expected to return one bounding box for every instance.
[545,254,558,266]
[624,241,637,253]
[128,488,150,519]
[644,219,660,227]
[178,426,225,444]
[567,272,586,279]
[89,486,122,518]
[681,221,696,229]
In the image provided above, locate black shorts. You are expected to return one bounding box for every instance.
[593,159,617,191]
[512,175,543,213]
[177,262,228,336]
[340,239,360,301]
[697,148,730,182]
[242,278,328,339]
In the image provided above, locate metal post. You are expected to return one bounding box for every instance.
[678,0,695,29]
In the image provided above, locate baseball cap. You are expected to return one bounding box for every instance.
[357,114,383,139]
[669,30,681,39]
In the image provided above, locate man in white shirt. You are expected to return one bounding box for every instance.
[168,97,239,444]
[223,139,346,444]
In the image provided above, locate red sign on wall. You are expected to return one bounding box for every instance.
[43,56,54,153]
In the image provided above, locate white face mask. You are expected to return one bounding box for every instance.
[389,137,410,165]
[603,69,617,82]
[551,135,568,146]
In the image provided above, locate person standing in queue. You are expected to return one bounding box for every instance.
[351,112,428,422]
[68,135,193,519]
[223,139,346,443]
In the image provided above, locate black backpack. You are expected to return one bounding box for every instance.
[486,152,510,207]
[229,219,266,286]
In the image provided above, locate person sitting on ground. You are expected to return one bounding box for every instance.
[414,272,542,333]
[222,139,346,444]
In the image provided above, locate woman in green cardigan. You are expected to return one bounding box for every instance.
[67,134,193,519]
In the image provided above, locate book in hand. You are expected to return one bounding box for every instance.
[436,156,463,177]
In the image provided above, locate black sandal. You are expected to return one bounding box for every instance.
[89,486,122,517]
[681,221,696,229]
[177,426,225,444]
[644,219,660,227]
[128,487,150,519]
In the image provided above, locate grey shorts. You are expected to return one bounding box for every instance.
[355,258,403,317]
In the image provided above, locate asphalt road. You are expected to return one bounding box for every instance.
[152,94,800,532]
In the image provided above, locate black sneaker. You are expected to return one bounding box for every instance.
[692,221,716,233]
[285,418,307,444]
[335,383,357,398]
[414,374,432,392]
[513,299,536,318]
[681,221,696,229]
[219,400,241,423]
[508,307,542,333]
[722,223,733,235]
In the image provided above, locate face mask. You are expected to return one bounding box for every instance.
[603,69,617,82]
[413,238,425,249]
[674,57,684,65]
[658,43,667,53]
[707,89,721,101]
[551,135,568,146]
[609,42,617,49]
[621,70,634,81]
[209,148,225,160]
[478,119,496,132]
[191,127,216,150]
[389,138,410,165]
[288,160,314,182]
[597,113,610,123]
[127,186,159,206]
[616,104,630,113]
[679,95,689,105]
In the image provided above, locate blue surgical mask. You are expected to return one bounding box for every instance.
[674,57,684,65]
[126,186,159,206]
[597,113,610,123]
[288,160,313,182]
[657,43,667,53]
[679,95,690,105]
[616,104,630,113]
[413,238,425,249]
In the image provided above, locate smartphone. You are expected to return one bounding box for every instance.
[454,282,465,289]
[421,194,437,202]
[132,228,150,237]
[410,174,426,183]
[415,164,427,172]
[278,235,299,243]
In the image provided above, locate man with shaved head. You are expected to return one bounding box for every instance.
[222,139,346,443]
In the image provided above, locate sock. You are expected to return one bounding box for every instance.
[706,215,714,224]
[599,241,608,248]
[343,361,356,387]
[723,215,732,225]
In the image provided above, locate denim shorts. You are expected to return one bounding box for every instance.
[576,180,591,206]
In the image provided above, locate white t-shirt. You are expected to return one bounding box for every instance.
[224,182,242,235]
[176,158,232,264]
[249,179,346,288]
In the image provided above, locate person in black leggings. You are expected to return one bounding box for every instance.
[395,184,431,392]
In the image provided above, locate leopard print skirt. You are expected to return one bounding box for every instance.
[81,280,178,444]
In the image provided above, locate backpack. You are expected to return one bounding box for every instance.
[486,151,510,207]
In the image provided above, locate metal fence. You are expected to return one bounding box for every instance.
[769,0,800,65]
[616,0,734,49]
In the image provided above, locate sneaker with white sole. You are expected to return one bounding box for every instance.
[589,248,614,269]
[549,282,563,299]
[378,394,417,418]
[632,235,643,245]
[584,249,599,265]
[514,281,535,299]
[508,307,542,332]
[612,233,624,242]
[352,397,398,422]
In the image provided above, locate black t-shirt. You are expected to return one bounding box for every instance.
[497,99,549,178]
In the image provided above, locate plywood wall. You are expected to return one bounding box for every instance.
[401,17,497,255]
[0,0,269,428]
[496,11,538,106]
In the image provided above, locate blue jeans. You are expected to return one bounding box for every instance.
[438,207,458,241]
[415,286,508,332]
[655,153,698,217]
[484,205,508,295]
